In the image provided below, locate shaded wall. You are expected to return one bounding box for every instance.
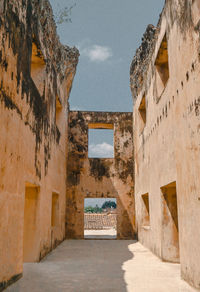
[0,0,78,289]
[66,111,136,239]
[130,0,200,289]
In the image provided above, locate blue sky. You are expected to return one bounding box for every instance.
[50,0,165,157]
[85,198,116,208]
[88,129,114,158]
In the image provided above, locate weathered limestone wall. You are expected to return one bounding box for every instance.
[130,0,200,289]
[84,213,117,230]
[66,111,136,239]
[0,0,78,289]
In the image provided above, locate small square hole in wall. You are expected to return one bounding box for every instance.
[138,95,146,134]
[155,34,169,99]
[88,124,114,158]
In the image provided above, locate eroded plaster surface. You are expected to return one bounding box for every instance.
[0,0,78,289]
[130,0,200,289]
[66,111,136,239]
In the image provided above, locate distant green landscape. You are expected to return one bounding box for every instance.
[84,200,117,213]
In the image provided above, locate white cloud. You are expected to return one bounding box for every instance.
[81,45,113,62]
[89,142,114,158]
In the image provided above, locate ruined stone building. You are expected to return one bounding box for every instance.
[0,0,136,290]
[0,0,79,289]
[130,0,200,289]
[67,111,136,239]
[1,0,200,291]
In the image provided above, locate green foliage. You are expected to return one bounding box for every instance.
[53,2,76,24]
[101,201,117,210]
[84,201,117,213]
[84,205,103,214]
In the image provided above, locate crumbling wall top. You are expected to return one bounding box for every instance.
[31,0,79,82]
[0,0,79,178]
[130,24,158,101]
[130,0,198,102]
[2,0,79,84]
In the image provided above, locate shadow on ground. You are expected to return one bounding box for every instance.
[6,240,135,292]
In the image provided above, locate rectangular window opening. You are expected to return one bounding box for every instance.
[56,96,62,131]
[88,125,114,158]
[155,34,169,99]
[138,95,146,133]
[84,198,117,239]
[161,181,179,263]
[51,192,59,227]
[31,41,46,97]
[141,193,150,227]
[23,183,40,262]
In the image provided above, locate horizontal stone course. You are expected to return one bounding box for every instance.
[84,213,117,230]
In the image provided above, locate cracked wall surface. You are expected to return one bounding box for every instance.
[66,111,136,239]
[0,0,79,289]
[130,0,200,289]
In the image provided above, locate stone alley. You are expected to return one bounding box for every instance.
[6,240,196,292]
[1,0,200,290]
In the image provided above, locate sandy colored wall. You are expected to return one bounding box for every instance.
[130,0,200,289]
[0,0,78,289]
[66,111,136,239]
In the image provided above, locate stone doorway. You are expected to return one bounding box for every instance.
[84,198,117,239]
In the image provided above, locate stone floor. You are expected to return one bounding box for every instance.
[6,240,196,292]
